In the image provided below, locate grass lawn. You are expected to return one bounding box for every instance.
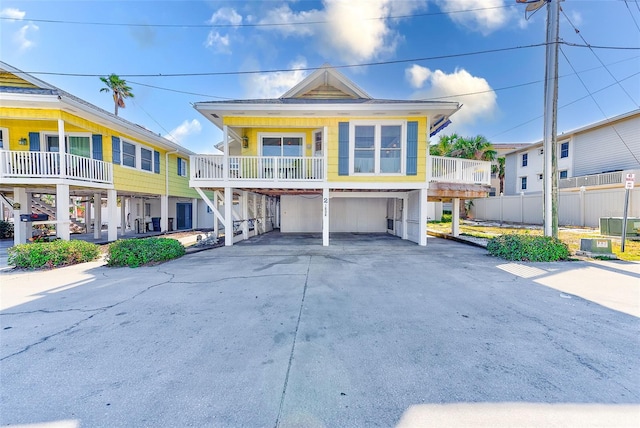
[427,220,640,262]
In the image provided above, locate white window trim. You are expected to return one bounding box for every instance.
[120,139,155,173]
[520,176,528,190]
[0,127,8,150]
[521,153,528,167]
[349,120,406,176]
[258,132,306,157]
[537,173,543,180]
[41,132,92,156]
[178,157,187,177]
[559,140,570,159]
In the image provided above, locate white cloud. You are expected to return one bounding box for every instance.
[0,7,25,20]
[205,31,231,53]
[164,119,202,144]
[435,0,512,35]
[259,0,428,62]
[408,66,497,132]
[242,58,308,98]
[209,7,242,26]
[14,22,38,51]
[405,64,431,89]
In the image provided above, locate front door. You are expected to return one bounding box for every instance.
[176,203,192,230]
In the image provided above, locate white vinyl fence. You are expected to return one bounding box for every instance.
[470,187,640,227]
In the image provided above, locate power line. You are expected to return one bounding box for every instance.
[12,41,639,79]
[559,47,640,165]
[0,6,513,29]
[562,7,640,107]
[489,70,640,138]
[623,0,640,32]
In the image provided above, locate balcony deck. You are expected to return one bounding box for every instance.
[0,150,113,187]
[190,154,491,190]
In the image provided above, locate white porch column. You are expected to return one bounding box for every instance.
[252,193,258,235]
[241,191,249,239]
[58,119,66,177]
[452,198,460,237]
[419,188,428,246]
[84,201,91,233]
[12,187,28,245]
[262,195,267,232]
[120,197,127,236]
[214,190,221,237]
[223,125,229,181]
[402,196,408,240]
[161,195,169,232]
[56,184,70,241]
[322,188,330,246]
[93,192,102,239]
[224,187,233,246]
[192,198,198,229]
[107,189,117,241]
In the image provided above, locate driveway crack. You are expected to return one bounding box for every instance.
[274,255,312,428]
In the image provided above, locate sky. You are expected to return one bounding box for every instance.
[1,0,638,155]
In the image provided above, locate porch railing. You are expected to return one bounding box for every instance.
[191,155,325,181]
[558,170,639,189]
[429,156,492,185]
[0,150,113,184]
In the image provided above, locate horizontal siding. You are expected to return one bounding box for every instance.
[504,154,518,195]
[573,116,640,176]
[0,72,38,88]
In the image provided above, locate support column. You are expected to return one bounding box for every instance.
[419,188,428,246]
[262,195,267,232]
[13,187,28,245]
[322,188,329,246]
[93,192,102,240]
[107,189,117,242]
[452,197,460,237]
[214,191,220,237]
[252,193,258,235]
[161,195,169,232]
[579,186,586,227]
[84,201,91,233]
[224,187,233,246]
[120,197,127,236]
[192,198,198,230]
[25,192,33,241]
[402,196,408,240]
[56,184,70,241]
[241,191,249,239]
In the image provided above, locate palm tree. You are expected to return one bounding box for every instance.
[495,157,505,194]
[99,74,134,116]
[434,134,497,219]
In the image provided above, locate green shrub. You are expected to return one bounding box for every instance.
[429,213,452,224]
[8,240,101,269]
[487,234,570,262]
[106,237,185,268]
[0,220,14,239]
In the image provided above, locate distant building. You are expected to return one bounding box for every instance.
[504,109,640,195]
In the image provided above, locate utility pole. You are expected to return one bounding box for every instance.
[543,0,560,238]
[518,0,560,238]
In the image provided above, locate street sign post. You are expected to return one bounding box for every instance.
[621,173,635,252]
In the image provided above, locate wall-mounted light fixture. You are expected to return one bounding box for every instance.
[18,137,28,146]
[242,136,249,149]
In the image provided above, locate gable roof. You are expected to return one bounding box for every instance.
[281,64,371,100]
[0,61,194,154]
[194,65,461,137]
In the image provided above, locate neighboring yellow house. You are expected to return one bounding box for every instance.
[192,65,491,246]
[0,61,208,245]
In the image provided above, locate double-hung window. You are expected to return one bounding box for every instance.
[122,141,136,168]
[560,142,569,158]
[351,121,404,174]
[177,157,187,177]
[140,147,153,172]
[522,153,528,167]
[45,134,91,157]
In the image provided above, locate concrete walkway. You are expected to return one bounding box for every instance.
[1,234,639,427]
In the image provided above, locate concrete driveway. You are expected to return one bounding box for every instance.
[1,234,639,427]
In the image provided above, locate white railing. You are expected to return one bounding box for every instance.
[429,156,492,185]
[558,169,639,189]
[191,155,325,181]
[0,151,113,184]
